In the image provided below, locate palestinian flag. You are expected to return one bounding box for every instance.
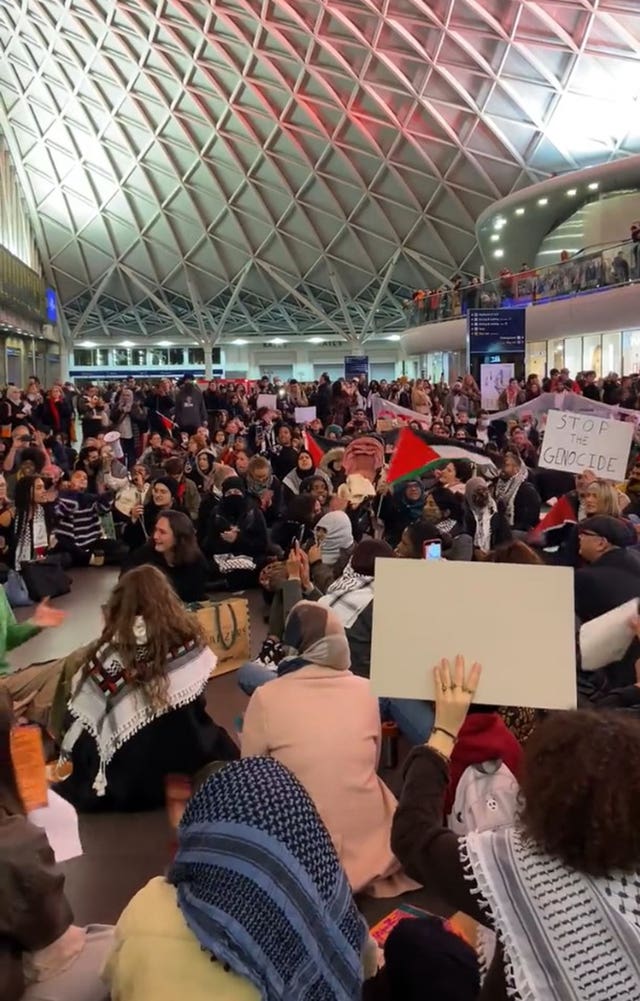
[155,410,178,434]
[387,427,494,485]
[303,429,338,466]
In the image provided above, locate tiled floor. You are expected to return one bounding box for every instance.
[12,570,447,927]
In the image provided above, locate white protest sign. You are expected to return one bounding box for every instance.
[294,406,316,424]
[370,560,576,710]
[480,363,513,411]
[256,394,277,411]
[538,409,634,482]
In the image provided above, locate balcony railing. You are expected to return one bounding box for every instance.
[404,238,640,327]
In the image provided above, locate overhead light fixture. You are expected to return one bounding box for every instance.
[566,188,577,197]
[493,217,506,230]
[537,197,548,206]
[270,337,287,345]
[588,181,599,190]
[158,340,172,347]
[79,340,96,348]
[231,338,248,346]
[308,337,324,344]
[387,334,401,342]
[515,207,525,215]
[119,340,134,347]
[493,249,504,259]
[490,234,500,242]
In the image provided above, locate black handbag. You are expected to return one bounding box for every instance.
[20,557,71,602]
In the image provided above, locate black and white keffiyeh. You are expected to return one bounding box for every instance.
[461,825,640,1001]
[319,561,375,630]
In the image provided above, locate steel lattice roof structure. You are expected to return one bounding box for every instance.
[1,0,639,345]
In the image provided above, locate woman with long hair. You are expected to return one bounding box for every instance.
[123,509,208,603]
[0,691,114,1001]
[122,475,181,552]
[12,473,55,569]
[52,566,237,812]
[392,660,640,1001]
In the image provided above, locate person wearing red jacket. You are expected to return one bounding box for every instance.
[443,706,523,818]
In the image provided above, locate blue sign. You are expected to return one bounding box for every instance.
[468,308,525,356]
[344,355,369,380]
[45,288,57,324]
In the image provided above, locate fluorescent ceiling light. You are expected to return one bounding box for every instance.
[79,340,96,347]
[537,198,548,206]
[490,234,500,242]
[308,337,324,344]
[493,249,504,258]
[119,340,134,347]
[231,338,248,345]
[588,181,599,190]
[158,340,172,347]
[387,334,401,341]
[566,188,577,196]
[493,217,506,230]
[515,207,525,215]
[270,337,287,345]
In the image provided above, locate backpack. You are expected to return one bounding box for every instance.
[448,759,519,835]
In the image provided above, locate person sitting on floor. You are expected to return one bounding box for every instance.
[51,566,238,812]
[122,510,209,604]
[307,510,354,592]
[0,690,114,1001]
[104,757,377,1001]
[163,457,200,523]
[245,455,283,527]
[51,469,118,567]
[122,475,181,552]
[201,476,268,590]
[241,601,417,898]
[391,658,640,1001]
[11,474,55,570]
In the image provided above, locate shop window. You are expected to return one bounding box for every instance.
[582,335,602,376]
[602,332,621,376]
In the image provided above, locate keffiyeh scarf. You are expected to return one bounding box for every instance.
[319,561,375,630]
[60,634,214,796]
[170,757,366,1001]
[462,825,640,1001]
[493,461,529,525]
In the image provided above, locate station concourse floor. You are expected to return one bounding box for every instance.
[9,568,446,929]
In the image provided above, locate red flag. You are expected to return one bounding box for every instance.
[387,427,440,485]
[156,410,176,433]
[303,430,325,467]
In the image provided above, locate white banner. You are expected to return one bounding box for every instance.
[538,409,634,481]
[489,391,640,424]
[370,395,430,427]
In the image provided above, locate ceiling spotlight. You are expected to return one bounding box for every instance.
[537,197,548,206]
[79,340,96,348]
[387,334,401,342]
[231,338,248,346]
[588,181,599,190]
[308,337,324,344]
[119,340,134,347]
[490,234,500,242]
[270,337,287,345]
[515,207,525,215]
[566,188,577,197]
[493,217,506,230]
[493,249,504,259]
[158,340,172,347]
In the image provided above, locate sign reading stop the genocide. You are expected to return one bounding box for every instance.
[539,410,634,482]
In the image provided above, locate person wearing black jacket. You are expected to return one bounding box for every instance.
[492,450,541,534]
[122,509,208,603]
[201,476,268,589]
[315,372,332,426]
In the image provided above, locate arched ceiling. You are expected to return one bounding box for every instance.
[1,0,639,345]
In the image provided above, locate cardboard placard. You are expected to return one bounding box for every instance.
[10,725,48,811]
[194,597,250,676]
[257,393,277,411]
[539,409,634,482]
[370,560,576,710]
[294,406,316,424]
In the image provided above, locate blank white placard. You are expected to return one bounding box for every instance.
[371,559,576,710]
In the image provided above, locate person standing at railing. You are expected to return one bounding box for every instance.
[631,223,640,278]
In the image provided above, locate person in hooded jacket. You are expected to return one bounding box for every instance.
[267,423,299,481]
[245,455,283,528]
[186,448,218,495]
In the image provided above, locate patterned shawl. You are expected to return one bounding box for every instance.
[170,756,366,1001]
[462,825,640,1001]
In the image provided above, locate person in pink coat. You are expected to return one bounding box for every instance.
[241,600,418,897]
